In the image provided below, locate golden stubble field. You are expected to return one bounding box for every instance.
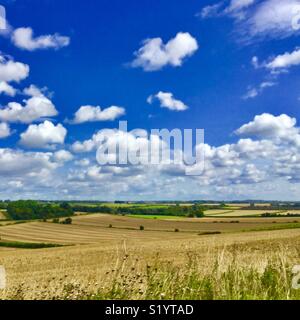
[1,214,300,300]
[1,214,300,244]
[204,209,300,217]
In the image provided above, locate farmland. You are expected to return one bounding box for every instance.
[204,209,300,217]
[204,209,277,217]
[0,210,7,220]
[1,213,300,244]
[1,205,300,300]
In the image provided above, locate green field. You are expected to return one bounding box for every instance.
[127,214,186,220]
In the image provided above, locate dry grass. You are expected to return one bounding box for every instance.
[1,214,300,300]
[1,229,300,299]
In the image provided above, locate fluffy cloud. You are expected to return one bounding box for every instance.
[20,121,67,149]
[0,55,29,83]
[131,32,198,71]
[0,90,58,124]
[71,127,169,176]
[147,91,188,111]
[0,148,58,177]
[247,0,300,39]
[75,158,90,167]
[68,112,300,194]
[266,48,300,70]
[235,113,297,138]
[12,27,70,51]
[70,105,125,124]
[54,150,74,162]
[71,139,95,153]
[201,0,300,40]
[0,122,10,139]
[23,84,48,97]
[0,81,16,96]
[3,111,300,200]
[0,148,67,199]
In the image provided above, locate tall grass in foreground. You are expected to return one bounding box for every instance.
[87,255,300,300]
[6,252,299,300]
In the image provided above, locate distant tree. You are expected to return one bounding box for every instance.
[60,202,71,210]
[62,217,72,225]
[195,211,204,218]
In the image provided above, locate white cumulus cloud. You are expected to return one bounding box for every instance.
[0,122,10,139]
[0,81,16,96]
[0,148,58,177]
[20,120,67,149]
[235,113,298,139]
[131,32,198,71]
[0,55,29,83]
[147,91,188,111]
[70,105,125,124]
[12,27,70,51]
[54,150,74,162]
[0,91,58,124]
[266,48,300,70]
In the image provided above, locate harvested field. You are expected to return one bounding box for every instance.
[0,214,299,246]
[1,226,300,299]
[205,210,282,217]
[1,213,300,300]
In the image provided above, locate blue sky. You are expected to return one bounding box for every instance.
[1,0,300,201]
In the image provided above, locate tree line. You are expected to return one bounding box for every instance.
[7,201,74,220]
[72,204,204,217]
